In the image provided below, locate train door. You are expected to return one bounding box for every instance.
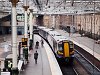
[63,41,69,57]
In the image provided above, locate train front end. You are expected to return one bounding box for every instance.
[57,40,74,63]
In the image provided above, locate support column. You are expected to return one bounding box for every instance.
[52,15,55,29]
[29,9,33,40]
[91,14,93,37]
[23,6,29,38]
[71,15,74,33]
[23,5,29,64]
[29,9,33,50]
[10,0,19,75]
[12,3,17,68]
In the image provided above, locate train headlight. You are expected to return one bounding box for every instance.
[57,50,63,55]
[70,51,74,55]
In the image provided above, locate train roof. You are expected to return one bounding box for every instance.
[38,26,46,29]
[48,30,61,37]
[48,29,69,42]
[38,26,69,43]
[48,30,68,42]
[53,35,69,43]
[33,25,38,27]
[42,28,53,32]
[38,26,53,32]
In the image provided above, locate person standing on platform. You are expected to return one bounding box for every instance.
[8,61,12,75]
[34,51,38,64]
[41,39,44,47]
[35,41,39,49]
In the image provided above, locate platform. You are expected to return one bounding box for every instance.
[56,29,100,61]
[20,35,62,75]
[0,34,62,75]
[0,35,24,68]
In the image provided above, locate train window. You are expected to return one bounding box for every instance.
[53,41,57,50]
[70,44,73,48]
[69,42,73,48]
[58,44,63,51]
[33,29,39,34]
[56,34,61,36]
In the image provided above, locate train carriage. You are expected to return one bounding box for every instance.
[37,26,74,63]
[48,31,74,62]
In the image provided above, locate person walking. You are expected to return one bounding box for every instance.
[35,41,39,49]
[34,51,38,64]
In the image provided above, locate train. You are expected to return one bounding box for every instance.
[34,26,74,63]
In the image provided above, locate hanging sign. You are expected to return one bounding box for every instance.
[22,38,28,47]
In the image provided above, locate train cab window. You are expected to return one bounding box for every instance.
[58,44,63,51]
[70,44,73,48]
[57,43,63,55]
[56,34,61,36]
[69,42,73,49]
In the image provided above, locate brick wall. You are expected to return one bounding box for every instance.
[75,14,100,35]
[43,14,100,36]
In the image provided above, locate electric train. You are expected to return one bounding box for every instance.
[34,26,74,63]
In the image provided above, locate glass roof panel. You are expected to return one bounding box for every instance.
[0,0,100,15]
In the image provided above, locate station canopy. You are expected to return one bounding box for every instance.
[0,0,100,15]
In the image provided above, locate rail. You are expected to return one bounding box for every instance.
[75,49,100,75]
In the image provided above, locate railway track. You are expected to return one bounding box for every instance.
[74,49,100,75]
[58,55,90,75]
[59,44,100,75]
[73,59,90,75]
[58,61,78,75]
[38,33,100,75]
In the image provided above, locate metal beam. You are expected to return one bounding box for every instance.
[33,0,41,10]
[71,0,74,6]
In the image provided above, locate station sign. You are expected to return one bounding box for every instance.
[17,15,24,22]
[22,38,28,47]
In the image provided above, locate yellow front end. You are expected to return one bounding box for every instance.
[64,42,69,57]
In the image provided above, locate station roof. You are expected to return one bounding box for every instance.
[0,0,100,16]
